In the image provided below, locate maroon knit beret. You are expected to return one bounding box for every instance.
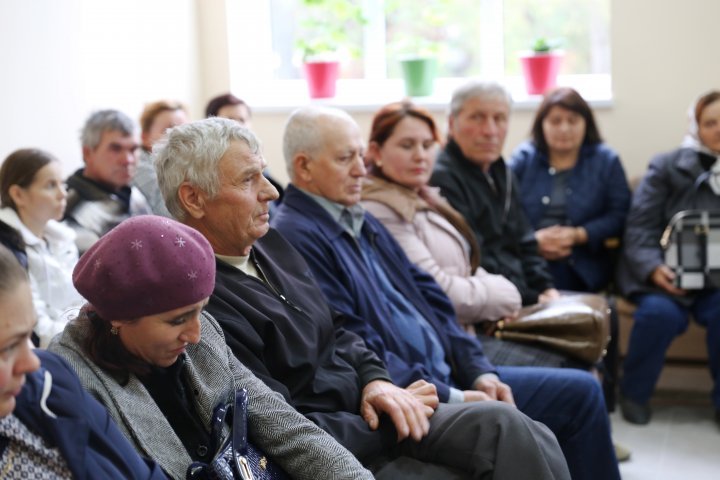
[73,215,216,320]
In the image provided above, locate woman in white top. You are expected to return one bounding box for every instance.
[0,148,82,347]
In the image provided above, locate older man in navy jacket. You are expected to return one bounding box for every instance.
[272,105,620,480]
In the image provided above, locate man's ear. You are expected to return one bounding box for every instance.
[82,146,92,165]
[177,182,206,219]
[293,153,314,184]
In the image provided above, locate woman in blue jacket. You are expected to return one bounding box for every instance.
[0,244,167,479]
[510,87,631,292]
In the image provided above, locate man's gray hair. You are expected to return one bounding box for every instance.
[80,109,136,149]
[153,117,261,220]
[449,81,513,118]
[282,106,355,180]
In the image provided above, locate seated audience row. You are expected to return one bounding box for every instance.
[2,83,717,479]
[152,116,572,479]
[271,106,619,479]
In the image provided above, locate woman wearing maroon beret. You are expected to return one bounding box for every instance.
[48,215,371,480]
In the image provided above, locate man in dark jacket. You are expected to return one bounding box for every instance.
[63,109,150,253]
[154,117,571,480]
[271,105,620,480]
[430,81,558,307]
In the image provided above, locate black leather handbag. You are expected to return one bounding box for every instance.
[186,388,289,480]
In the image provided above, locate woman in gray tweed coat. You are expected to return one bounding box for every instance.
[48,215,372,480]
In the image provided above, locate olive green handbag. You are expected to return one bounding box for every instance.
[493,293,611,364]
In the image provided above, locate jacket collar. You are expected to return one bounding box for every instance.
[66,169,131,203]
[444,138,508,176]
[361,175,436,223]
[676,147,708,177]
[528,143,598,168]
[0,208,76,248]
[283,184,380,241]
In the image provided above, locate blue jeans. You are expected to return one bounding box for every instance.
[620,289,720,408]
[498,366,620,480]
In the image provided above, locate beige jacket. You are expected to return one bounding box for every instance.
[362,176,521,324]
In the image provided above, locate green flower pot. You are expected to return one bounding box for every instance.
[400,57,437,97]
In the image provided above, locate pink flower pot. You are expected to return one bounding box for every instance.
[520,53,563,95]
[303,61,340,99]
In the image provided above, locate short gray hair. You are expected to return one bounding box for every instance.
[282,106,355,180]
[449,81,513,118]
[153,117,261,220]
[80,109,136,149]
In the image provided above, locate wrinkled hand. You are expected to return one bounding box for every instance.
[538,288,561,304]
[536,226,574,260]
[462,390,494,402]
[474,377,516,406]
[360,380,431,442]
[650,265,686,296]
[405,379,439,412]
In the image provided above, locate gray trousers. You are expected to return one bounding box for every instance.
[372,402,570,480]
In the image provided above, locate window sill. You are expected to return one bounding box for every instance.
[244,74,612,114]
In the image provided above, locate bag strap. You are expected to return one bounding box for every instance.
[232,389,256,480]
[233,388,249,455]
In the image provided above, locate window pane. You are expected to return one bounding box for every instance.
[503,0,610,75]
[269,0,610,80]
[385,0,482,78]
[271,0,366,79]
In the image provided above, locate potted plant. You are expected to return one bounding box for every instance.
[519,38,564,95]
[386,1,446,97]
[396,41,439,97]
[296,0,365,99]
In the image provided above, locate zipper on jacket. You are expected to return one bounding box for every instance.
[251,254,304,313]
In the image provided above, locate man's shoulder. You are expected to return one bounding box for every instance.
[273,193,333,242]
[66,171,110,201]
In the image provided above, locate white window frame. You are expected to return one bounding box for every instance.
[227,0,612,112]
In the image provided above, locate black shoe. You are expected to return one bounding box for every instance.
[619,395,651,425]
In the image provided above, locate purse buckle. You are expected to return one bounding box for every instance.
[236,454,255,480]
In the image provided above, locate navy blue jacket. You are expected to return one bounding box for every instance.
[272,185,496,403]
[8,350,166,480]
[510,141,631,291]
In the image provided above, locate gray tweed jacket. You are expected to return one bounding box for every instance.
[48,312,373,480]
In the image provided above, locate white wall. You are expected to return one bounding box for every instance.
[0,0,199,175]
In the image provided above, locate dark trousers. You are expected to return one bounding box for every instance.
[499,366,620,480]
[373,401,570,480]
[621,289,720,408]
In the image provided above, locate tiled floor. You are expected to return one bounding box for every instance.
[611,390,720,480]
